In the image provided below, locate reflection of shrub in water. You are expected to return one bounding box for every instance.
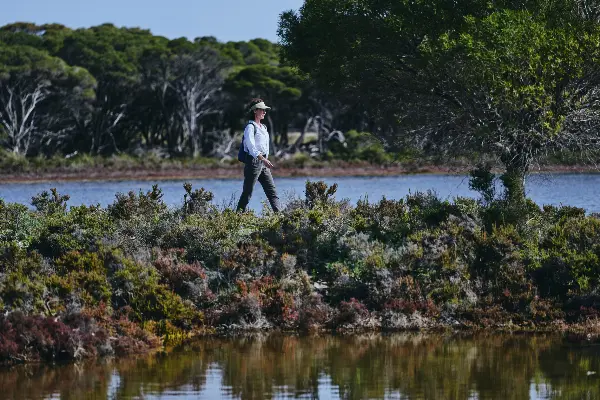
[2,334,599,400]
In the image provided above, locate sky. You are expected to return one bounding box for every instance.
[0,0,304,43]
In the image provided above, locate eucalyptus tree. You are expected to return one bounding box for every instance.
[56,24,168,155]
[225,64,303,148]
[0,43,95,155]
[168,47,230,157]
[136,46,176,152]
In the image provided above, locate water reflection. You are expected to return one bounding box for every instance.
[0,333,598,399]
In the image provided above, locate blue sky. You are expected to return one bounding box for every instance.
[0,0,304,42]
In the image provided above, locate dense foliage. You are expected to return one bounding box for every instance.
[1,180,599,364]
[279,0,600,201]
[0,22,381,164]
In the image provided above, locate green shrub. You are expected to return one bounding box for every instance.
[304,180,338,209]
[48,251,112,308]
[67,153,98,170]
[165,208,258,270]
[31,204,113,258]
[357,143,392,164]
[182,183,215,216]
[259,183,352,280]
[108,184,167,221]
[107,185,179,255]
[31,188,70,215]
[0,150,29,172]
[472,224,531,299]
[533,216,600,298]
[328,130,391,164]
[111,258,201,327]
[0,246,47,314]
[0,202,41,248]
[352,198,411,245]
[290,152,312,168]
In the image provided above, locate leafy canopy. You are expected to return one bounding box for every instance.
[279,0,600,178]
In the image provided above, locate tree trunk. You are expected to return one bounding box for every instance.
[192,124,203,158]
[317,116,324,154]
[293,116,313,151]
[280,124,289,147]
[267,114,277,155]
[500,154,528,205]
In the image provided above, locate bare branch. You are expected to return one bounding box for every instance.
[0,79,49,155]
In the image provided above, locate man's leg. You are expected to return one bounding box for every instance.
[237,157,262,212]
[258,167,281,212]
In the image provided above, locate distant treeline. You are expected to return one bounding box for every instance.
[0,23,374,161]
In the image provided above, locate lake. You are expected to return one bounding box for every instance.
[0,333,597,399]
[1,173,599,212]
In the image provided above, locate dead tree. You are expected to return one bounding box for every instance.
[0,79,49,155]
[170,48,228,157]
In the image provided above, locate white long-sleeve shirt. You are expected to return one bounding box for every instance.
[243,121,270,158]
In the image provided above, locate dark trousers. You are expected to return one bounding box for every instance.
[236,154,281,212]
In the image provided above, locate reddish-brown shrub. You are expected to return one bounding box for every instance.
[297,294,331,332]
[335,298,369,326]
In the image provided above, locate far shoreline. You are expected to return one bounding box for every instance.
[0,162,599,184]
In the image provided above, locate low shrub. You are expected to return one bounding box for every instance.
[333,298,370,327]
[0,311,112,364]
[327,130,392,164]
[110,258,202,328]
[2,180,600,364]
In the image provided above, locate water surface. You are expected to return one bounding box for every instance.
[1,333,598,399]
[1,173,599,212]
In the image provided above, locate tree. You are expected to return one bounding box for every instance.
[279,0,600,202]
[136,46,176,152]
[56,24,167,155]
[0,44,96,155]
[169,47,230,157]
[224,64,303,149]
[0,77,48,154]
